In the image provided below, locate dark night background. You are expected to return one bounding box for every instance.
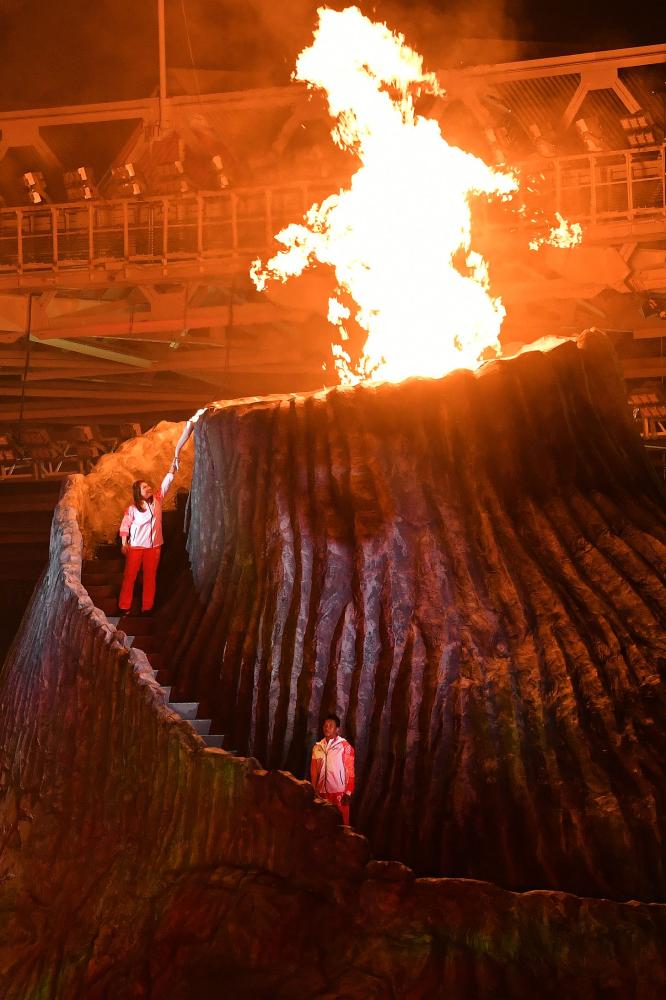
[0,0,661,111]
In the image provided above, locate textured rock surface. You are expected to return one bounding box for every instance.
[0,480,62,663]
[0,332,665,997]
[164,330,666,899]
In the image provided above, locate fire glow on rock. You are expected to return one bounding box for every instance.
[250,6,574,385]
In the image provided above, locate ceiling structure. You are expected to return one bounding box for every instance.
[0,42,663,450]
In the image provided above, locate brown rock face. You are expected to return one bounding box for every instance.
[166,330,666,898]
[0,331,664,997]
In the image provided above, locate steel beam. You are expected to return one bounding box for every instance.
[30,302,308,340]
[30,335,153,368]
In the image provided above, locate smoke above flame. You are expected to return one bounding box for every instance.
[250,6,571,384]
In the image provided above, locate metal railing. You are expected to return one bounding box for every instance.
[0,146,663,276]
[535,145,666,227]
[0,425,142,480]
[0,181,336,275]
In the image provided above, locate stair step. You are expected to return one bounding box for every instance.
[107,615,158,635]
[117,616,156,635]
[96,544,121,558]
[97,597,122,615]
[86,583,116,599]
[130,635,161,654]
[169,701,199,721]
[203,734,224,748]
[161,686,172,700]
[190,719,211,736]
[88,557,123,571]
[87,575,122,588]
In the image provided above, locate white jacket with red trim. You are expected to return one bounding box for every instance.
[119,470,174,549]
[311,735,355,796]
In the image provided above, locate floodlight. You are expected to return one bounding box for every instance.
[23,170,48,204]
[212,154,230,189]
[575,117,605,153]
[64,166,97,201]
[620,109,658,147]
[528,123,556,157]
[109,163,145,198]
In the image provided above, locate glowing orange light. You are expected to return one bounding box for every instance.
[251,7,581,384]
[529,211,583,252]
[251,6,522,384]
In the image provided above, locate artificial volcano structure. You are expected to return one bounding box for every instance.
[0,330,664,997]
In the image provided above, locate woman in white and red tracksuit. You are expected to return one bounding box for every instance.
[118,464,176,615]
[117,414,202,615]
[310,714,355,824]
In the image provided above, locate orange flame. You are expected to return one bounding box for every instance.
[251,6,519,384]
[529,211,583,252]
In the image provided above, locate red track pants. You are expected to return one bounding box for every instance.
[119,546,161,612]
[321,792,350,825]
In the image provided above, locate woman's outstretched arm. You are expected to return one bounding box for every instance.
[173,406,207,470]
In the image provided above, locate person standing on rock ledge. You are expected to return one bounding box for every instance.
[311,715,355,824]
[117,418,196,616]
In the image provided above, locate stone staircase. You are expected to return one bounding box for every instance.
[81,536,228,752]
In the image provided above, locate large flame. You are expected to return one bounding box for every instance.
[529,211,582,252]
[251,6,519,384]
[251,7,544,384]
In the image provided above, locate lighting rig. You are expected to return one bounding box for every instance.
[108,162,146,198]
[154,157,191,195]
[483,126,510,165]
[23,171,48,205]
[211,153,230,189]
[64,166,97,201]
[575,115,606,153]
[528,122,557,158]
[0,423,144,481]
[620,110,662,147]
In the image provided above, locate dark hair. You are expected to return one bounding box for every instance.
[324,713,341,728]
[132,480,147,512]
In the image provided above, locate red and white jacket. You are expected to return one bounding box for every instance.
[311,736,355,796]
[119,470,174,549]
